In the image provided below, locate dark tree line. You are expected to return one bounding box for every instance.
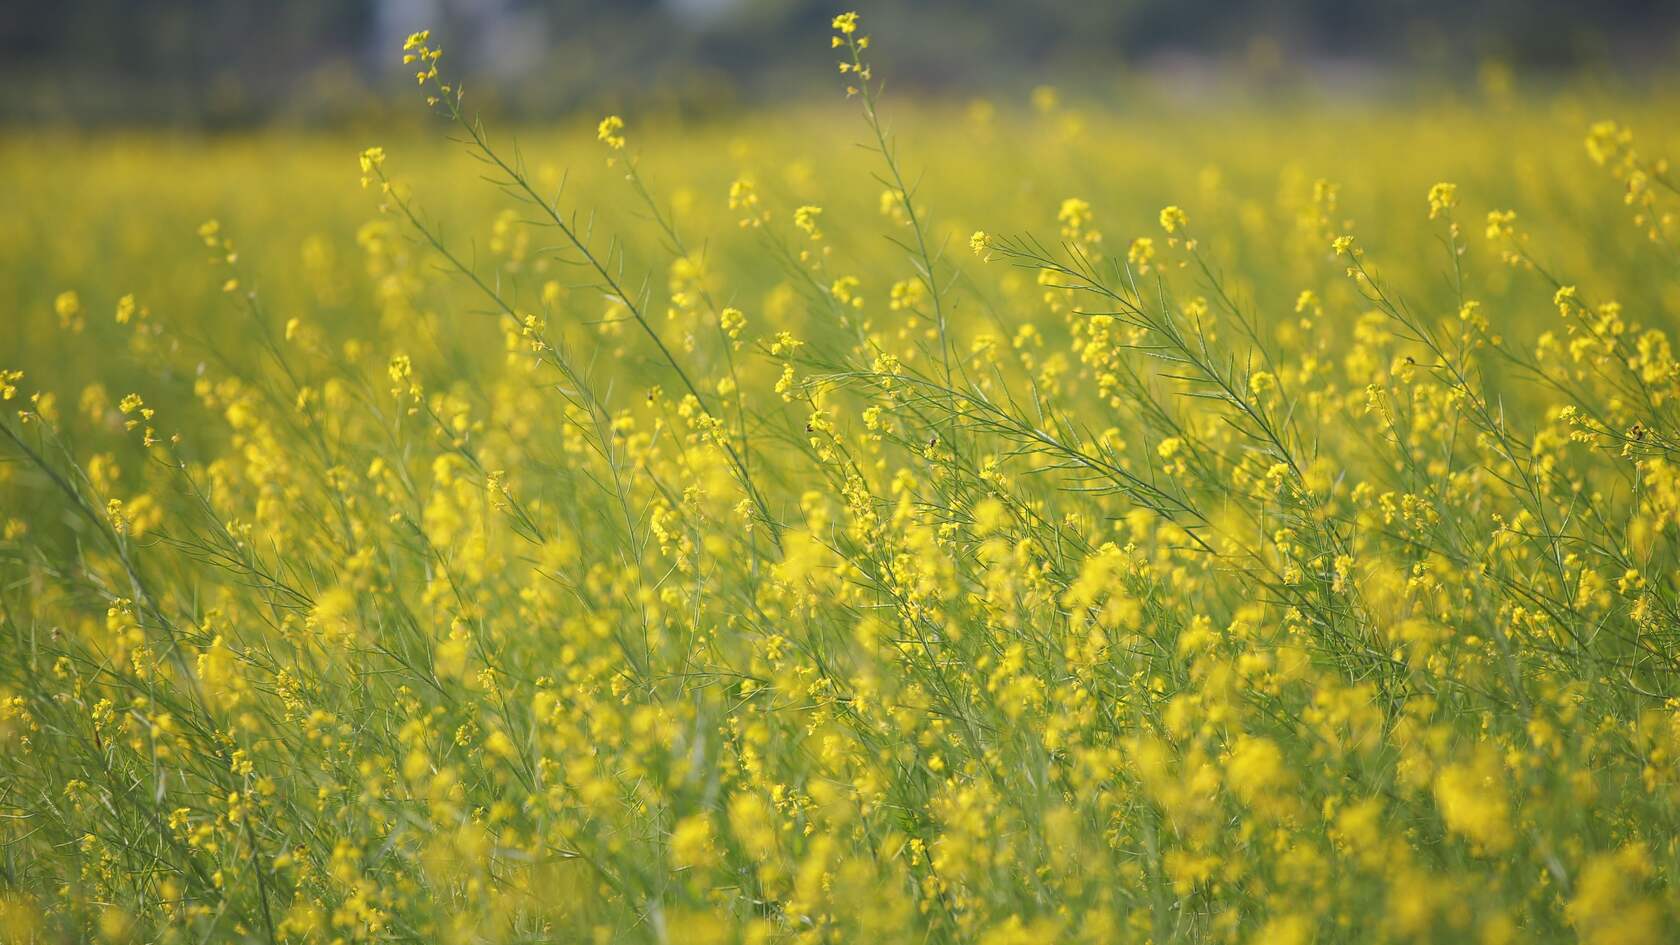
[4,0,1676,125]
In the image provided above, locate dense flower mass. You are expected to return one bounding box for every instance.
[4,11,1680,945]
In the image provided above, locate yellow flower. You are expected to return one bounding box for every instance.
[1250,913,1313,945]
[670,813,716,870]
[1485,209,1517,240]
[1127,236,1156,268]
[794,205,823,239]
[719,307,747,340]
[1553,284,1578,317]
[358,146,385,188]
[597,115,626,150]
[1058,197,1092,234]
[1432,749,1514,853]
[1568,844,1660,945]
[728,177,768,227]
[1426,181,1458,219]
[1226,735,1290,809]
[1584,120,1631,166]
[54,290,83,332]
[401,30,442,84]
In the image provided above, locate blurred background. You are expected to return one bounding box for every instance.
[4,0,1680,127]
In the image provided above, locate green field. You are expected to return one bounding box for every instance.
[4,18,1680,944]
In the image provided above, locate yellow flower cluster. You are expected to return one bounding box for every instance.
[3,12,1680,945]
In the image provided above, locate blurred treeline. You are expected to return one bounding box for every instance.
[4,0,1678,127]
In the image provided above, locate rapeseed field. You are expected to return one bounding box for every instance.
[4,13,1680,944]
